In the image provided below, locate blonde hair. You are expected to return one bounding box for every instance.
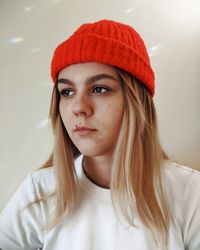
[27,66,170,248]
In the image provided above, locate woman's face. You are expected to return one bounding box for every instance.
[57,62,124,157]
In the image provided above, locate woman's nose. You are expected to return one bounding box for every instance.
[71,94,93,117]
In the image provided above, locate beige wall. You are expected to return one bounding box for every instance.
[1,0,200,209]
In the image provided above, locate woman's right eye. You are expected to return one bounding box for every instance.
[59,89,74,97]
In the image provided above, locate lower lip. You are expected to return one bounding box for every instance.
[75,129,97,135]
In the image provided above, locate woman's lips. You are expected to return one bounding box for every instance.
[75,127,97,135]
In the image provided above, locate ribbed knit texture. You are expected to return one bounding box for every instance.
[51,19,155,96]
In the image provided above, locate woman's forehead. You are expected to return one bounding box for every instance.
[58,62,119,80]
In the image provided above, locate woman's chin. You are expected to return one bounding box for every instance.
[76,147,107,158]
[78,150,102,157]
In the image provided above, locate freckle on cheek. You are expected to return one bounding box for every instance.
[107,104,112,109]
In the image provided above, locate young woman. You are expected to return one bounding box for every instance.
[0,19,200,250]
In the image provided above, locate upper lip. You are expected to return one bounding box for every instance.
[75,126,96,131]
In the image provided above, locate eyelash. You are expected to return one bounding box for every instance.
[59,86,110,97]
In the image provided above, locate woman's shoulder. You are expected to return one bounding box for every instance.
[31,166,54,180]
[161,160,200,206]
[162,160,200,182]
[162,161,200,246]
[21,166,56,197]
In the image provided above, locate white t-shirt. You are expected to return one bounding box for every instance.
[0,154,200,250]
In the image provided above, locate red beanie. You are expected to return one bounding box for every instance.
[51,19,155,96]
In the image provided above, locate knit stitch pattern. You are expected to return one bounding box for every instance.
[51,19,155,96]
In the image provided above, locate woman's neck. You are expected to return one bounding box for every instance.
[83,154,112,189]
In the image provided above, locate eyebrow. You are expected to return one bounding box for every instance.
[56,73,119,86]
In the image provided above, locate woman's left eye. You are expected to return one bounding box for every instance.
[92,86,109,93]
